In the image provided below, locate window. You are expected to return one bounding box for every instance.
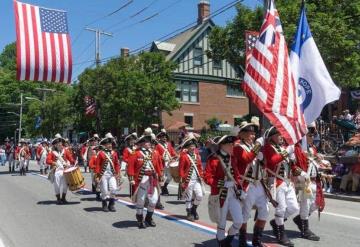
[175,81,199,102]
[227,84,244,97]
[193,47,203,66]
[184,115,193,127]
[213,59,222,69]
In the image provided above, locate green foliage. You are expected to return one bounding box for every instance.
[205,117,222,130]
[75,52,180,134]
[208,0,360,88]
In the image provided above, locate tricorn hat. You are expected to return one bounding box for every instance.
[264,126,279,139]
[238,121,257,133]
[100,133,116,145]
[125,132,138,142]
[156,129,169,138]
[136,127,153,144]
[52,133,65,145]
[180,133,198,149]
[213,135,237,146]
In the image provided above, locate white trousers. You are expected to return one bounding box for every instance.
[242,182,269,222]
[100,173,117,200]
[275,182,299,225]
[217,187,243,241]
[136,175,159,214]
[183,179,203,209]
[54,169,68,195]
[19,159,26,170]
[299,181,318,220]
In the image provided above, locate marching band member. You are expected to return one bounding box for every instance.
[89,145,101,200]
[84,134,100,173]
[155,129,177,196]
[292,126,323,241]
[5,140,15,173]
[128,128,163,228]
[204,134,243,247]
[233,122,268,247]
[95,133,121,212]
[123,132,138,197]
[25,139,31,172]
[263,127,299,247]
[18,139,28,176]
[38,139,49,175]
[179,134,204,222]
[46,134,74,205]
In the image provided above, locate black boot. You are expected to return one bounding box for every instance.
[9,166,11,173]
[301,219,320,241]
[92,184,96,193]
[145,212,156,227]
[186,208,195,221]
[56,194,62,205]
[102,200,109,212]
[136,214,146,229]
[252,226,265,247]
[277,225,294,247]
[239,228,248,247]
[84,167,87,173]
[217,235,234,247]
[26,166,28,172]
[191,205,199,220]
[95,192,101,201]
[108,198,116,212]
[61,193,68,204]
[44,167,48,175]
[11,166,15,173]
[161,183,170,196]
[293,215,301,231]
[270,219,279,238]
[40,169,44,175]
[156,198,164,210]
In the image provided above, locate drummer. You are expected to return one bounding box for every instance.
[46,134,73,205]
[179,134,204,221]
[155,129,177,196]
[95,133,121,212]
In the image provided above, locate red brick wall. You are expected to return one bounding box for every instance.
[162,81,249,129]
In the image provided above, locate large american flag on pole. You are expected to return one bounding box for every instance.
[245,31,259,67]
[14,1,72,83]
[243,1,306,144]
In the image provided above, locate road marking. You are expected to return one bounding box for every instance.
[0,238,5,247]
[322,212,360,221]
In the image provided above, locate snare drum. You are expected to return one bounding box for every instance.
[169,160,180,183]
[64,166,85,191]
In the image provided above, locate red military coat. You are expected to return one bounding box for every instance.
[36,145,43,161]
[46,149,75,168]
[204,154,241,195]
[155,142,177,167]
[14,146,20,160]
[179,151,203,189]
[95,150,120,176]
[127,148,163,191]
[122,146,135,164]
[88,154,97,171]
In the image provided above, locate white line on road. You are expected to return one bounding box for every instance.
[0,238,6,247]
[322,212,360,221]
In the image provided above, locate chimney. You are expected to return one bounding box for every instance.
[198,0,210,24]
[121,47,129,57]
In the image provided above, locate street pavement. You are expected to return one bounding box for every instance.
[0,161,359,247]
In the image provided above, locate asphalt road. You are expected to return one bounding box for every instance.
[0,161,359,247]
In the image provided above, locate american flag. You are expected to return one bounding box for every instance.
[245,31,259,67]
[84,96,96,116]
[14,1,72,83]
[243,1,306,144]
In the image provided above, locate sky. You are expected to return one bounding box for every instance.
[0,0,262,81]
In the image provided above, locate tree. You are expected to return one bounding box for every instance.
[75,52,180,134]
[208,0,360,88]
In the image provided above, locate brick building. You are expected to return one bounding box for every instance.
[150,0,249,130]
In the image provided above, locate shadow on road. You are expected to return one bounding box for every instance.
[0,171,11,175]
[263,229,299,240]
[83,207,105,212]
[193,239,218,246]
[112,220,138,229]
[37,200,80,205]
[166,200,185,205]
[81,197,100,202]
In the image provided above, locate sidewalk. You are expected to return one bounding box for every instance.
[324,192,360,203]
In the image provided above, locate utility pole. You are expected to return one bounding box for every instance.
[19,93,23,141]
[85,28,113,133]
[85,28,113,66]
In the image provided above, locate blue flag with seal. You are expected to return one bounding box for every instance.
[290,4,341,124]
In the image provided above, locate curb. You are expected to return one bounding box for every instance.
[324,193,360,203]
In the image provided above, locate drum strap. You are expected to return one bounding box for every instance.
[186,154,201,180]
[53,150,68,168]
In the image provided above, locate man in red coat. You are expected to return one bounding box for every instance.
[95,133,120,212]
[233,122,267,247]
[263,127,299,247]
[46,134,73,204]
[204,134,244,247]
[84,134,100,173]
[155,129,177,196]
[128,128,163,229]
[179,135,204,221]
[123,132,137,197]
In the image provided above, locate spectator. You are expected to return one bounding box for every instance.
[344,109,353,121]
[339,161,360,194]
[354,109,360,129]
[0,145,6,166]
